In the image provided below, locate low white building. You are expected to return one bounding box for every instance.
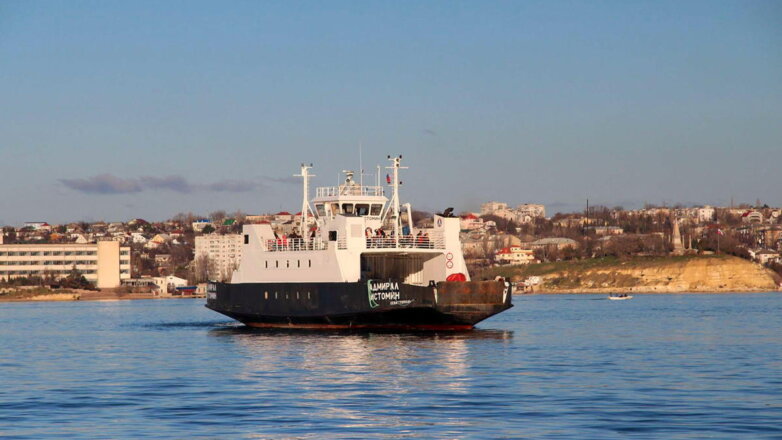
[528,237,578,250]
[153,275,188,293]
[460,213,484,230]
[495,246,536,265]
[697,206,715,223]
[192,219,213,233]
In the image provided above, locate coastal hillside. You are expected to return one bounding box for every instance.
[484,255,780,293]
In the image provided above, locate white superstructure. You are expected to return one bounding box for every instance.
[231,156,469,285]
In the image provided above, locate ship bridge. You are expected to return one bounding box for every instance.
[312,171,388,220]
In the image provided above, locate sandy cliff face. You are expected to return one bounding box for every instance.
[539,256,778,293]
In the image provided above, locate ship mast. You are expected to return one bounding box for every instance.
[294,163,315,237]
[386,155,407,247]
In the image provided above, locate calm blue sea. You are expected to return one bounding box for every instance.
[1,293,781,439]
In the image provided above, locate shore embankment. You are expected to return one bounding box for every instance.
[484,255,781,294]
[0,287,202,303]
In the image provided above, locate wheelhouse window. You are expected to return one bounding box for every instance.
[315,204,326,217]
[355,204,370,216]
[370,204,383,216]
[342,203,354,215]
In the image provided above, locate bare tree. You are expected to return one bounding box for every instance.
[231,210,247,224]
[209,210,227,225]
[193,254,211,283]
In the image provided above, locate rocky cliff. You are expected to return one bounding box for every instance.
[488,255,780,293]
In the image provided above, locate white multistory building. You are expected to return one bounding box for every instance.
[481,202,508,216]
[195,234,243,281]
[0,241,130,288]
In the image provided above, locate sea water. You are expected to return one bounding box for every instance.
[1,293,781,439]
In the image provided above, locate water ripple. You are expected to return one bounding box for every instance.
[1,295,781,438]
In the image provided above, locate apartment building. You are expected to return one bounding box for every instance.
[0,241,130,288]
[194,234,243,281]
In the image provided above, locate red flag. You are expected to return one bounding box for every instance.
[386,174,391,184]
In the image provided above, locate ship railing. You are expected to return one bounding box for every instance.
[364,235,445,250]
[337,236,348,250]
[315,186,385,198]
[265,238,327,252]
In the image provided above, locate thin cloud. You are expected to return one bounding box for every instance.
[60,174,265,195]
[264,176,299,185]
[423,128,437,136]
[207,179,264,192]
[143,175,194,194]
[59,174,143,194]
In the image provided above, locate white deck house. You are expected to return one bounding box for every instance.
[231,157,469,286]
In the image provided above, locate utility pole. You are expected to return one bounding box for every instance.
[585,198,589,235]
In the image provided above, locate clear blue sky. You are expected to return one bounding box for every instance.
[1,1,780,225]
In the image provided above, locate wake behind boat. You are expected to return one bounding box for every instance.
[206,155,513,330]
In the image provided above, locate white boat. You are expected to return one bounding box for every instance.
[205,155,513,330]
[608,294,633,300]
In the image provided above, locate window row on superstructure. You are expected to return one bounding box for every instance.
[314,202,384,218]
[263,259,313,269]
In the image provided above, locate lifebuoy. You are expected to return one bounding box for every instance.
[365,227,373,237]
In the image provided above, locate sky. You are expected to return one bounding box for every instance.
[1,1,780,225]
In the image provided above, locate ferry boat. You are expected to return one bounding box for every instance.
[206,156,513,330]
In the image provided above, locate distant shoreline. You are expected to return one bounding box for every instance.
[521,289,778,295]
[0,291,204,303]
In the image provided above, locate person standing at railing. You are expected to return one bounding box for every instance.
[423,232,430,248]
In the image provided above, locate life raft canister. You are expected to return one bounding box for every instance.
[446,273,467,282]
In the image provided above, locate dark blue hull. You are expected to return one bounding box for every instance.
[206,280,512,330]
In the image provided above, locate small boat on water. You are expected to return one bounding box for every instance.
[608,293,633,300]
[206,155,513,330]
